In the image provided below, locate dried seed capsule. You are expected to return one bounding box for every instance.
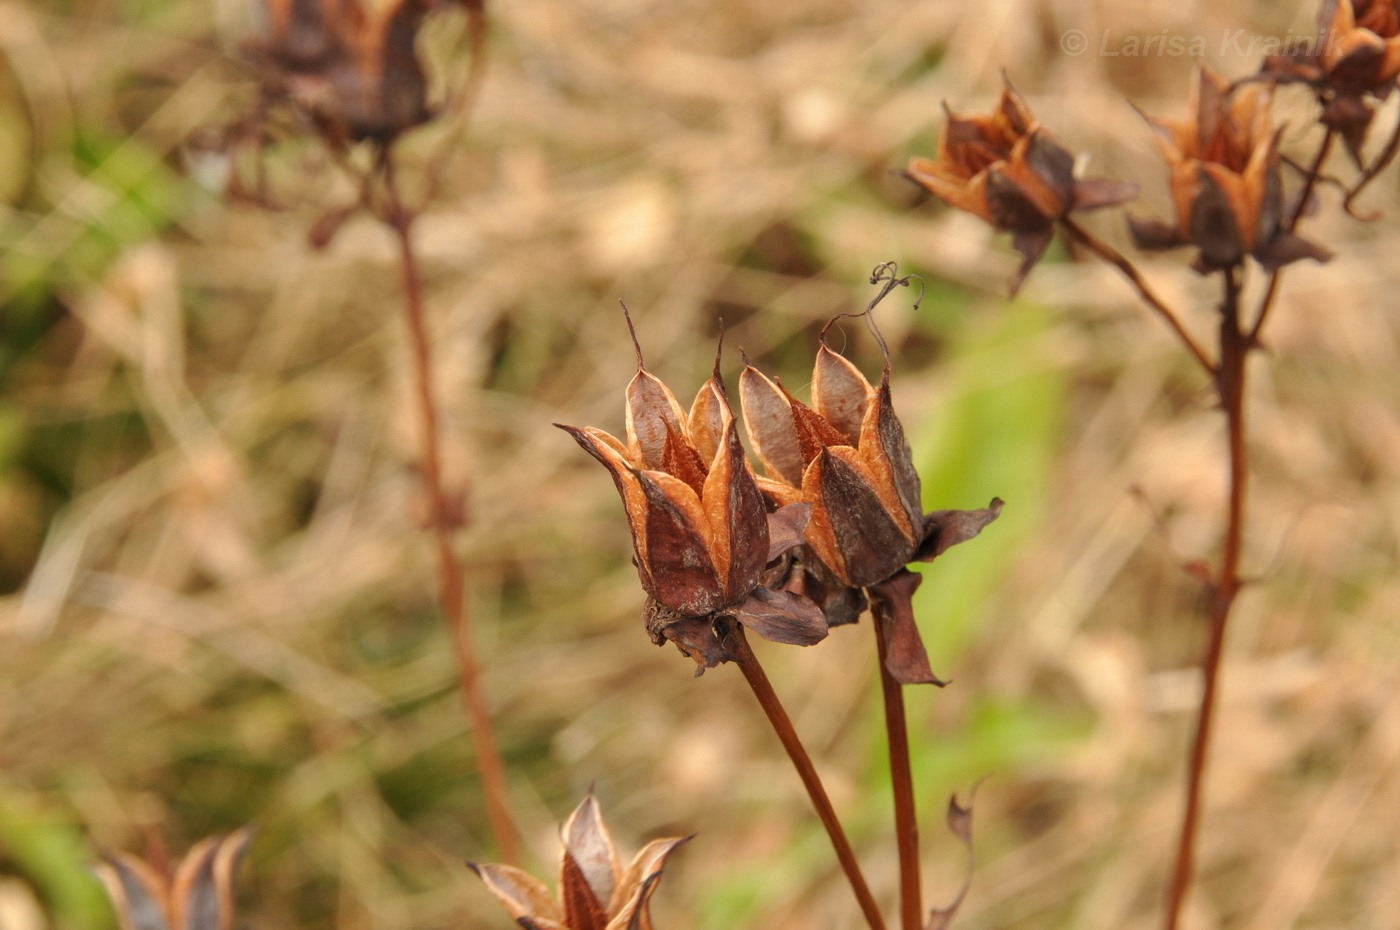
[558,315,826,673]
[1128,65,1332,274]
[906,75,1138,293]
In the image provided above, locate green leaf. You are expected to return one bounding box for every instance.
[910,299,1067,669]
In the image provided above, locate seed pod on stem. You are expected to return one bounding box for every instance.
[557,310,827,675]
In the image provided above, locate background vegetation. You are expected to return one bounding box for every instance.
[3,0,1400,927]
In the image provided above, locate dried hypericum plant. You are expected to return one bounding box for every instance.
[557,315,826,674]
[905,76,1137,292]
[471,793,687,930]
[204,0,521,866]
[742,269,1002,686]
[741,264,1001,930]
[95,829,251,930]
[1128,65,1331,273]
[1263,0,1400,162]
[558,311,885,930]
[249,0,468,143]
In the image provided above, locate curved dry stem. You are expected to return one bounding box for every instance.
[872,598,922,930]
[1059,217,1216,376]
[728,626,887,930]
[382,151,523,866]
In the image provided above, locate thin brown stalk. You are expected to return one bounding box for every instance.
[728,626,887,930]
[1249,129,1335,343]
[382,152,522,866]
[1163,266,1247,930]
[872,604,922,930]
[1060,216,1216,376]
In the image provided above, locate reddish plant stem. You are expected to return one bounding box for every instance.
[1249,128,1335,342]
[872,603,922,930]
[1163,267,1246,930]
[1060,217,1216,376]
[383,155,522,866]
[729,626,887,930]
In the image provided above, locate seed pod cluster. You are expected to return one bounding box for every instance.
[561,300,1001,683]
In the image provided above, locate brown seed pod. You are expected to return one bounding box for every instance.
[906,75,1138,293]
[472,791,690,930]
[557,312,827,673]
[1128,65,1332,274]
[95,829,253,930]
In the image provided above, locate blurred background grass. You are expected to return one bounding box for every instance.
[5,0,1400,928]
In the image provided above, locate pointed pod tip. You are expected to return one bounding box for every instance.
[619,299,645,371]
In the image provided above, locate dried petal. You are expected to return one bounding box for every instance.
[1071,178,1139,212]
[560,850,608,930]
[732,586,829,646]
[811,343,874,444]
[739,361,804,486]
[925,791,977,930]
[915,499,1005,562]
[561,793,622,910]
[170,830,250,930]
[607,836,691,921]
[602,834,688,930]
[626,369,689,470]
[686,357,730,467]
[470,863,565,926]
[869,570,946,686]
[765,502,812,563]
[645,600,733,674]
[856,375,922,543]
[637,470,724,616]
[700,419,769,601]
[557,425,652,593]
[97,856,172,930]
[804,448,914,588]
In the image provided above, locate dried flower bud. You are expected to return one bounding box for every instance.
[741,313,1003,684]
[1263,0,1400,161]
[254,0,456,142]
[96,829,252,930]
[558,316,827,673]
[472,792,689,930]
[1129,65,1332,273]
[906,75,1137,293]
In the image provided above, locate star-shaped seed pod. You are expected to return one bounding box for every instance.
[95,829,252,930]
[739,297,1002,685]
[557,314,827,674]
[251,0,464,142]
[472,792,689,930]
[906,75,1138,293]
[1128,65,1333,274]
[1262,0,1400,162]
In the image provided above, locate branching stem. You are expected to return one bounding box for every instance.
[1059,217,1216,376]
[1163,266,1247,930]
[382,151,522,866]
[1249,128,1335,343]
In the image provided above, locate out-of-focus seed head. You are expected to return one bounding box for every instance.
[472,791,690,930]
[251,0,465,143]
[1263,0,1400,162]
[96,829,252,930]
[1129,65,1332,274]
[906,75,1138,293]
